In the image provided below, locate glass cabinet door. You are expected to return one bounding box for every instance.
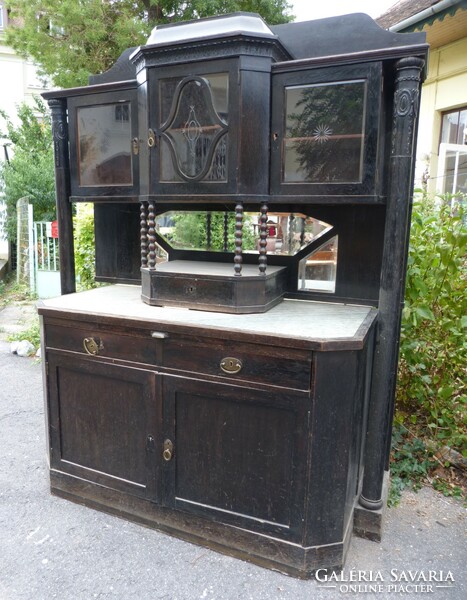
[77,103,132,186]
[148,61,238,195]
[68,88,139,198]
[159,73,229,182]
[283,81,365,184]
[270,63,382,197]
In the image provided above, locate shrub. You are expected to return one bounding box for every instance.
[390,193,466,504]
[0,98,56,242]
[388,422,433,506]
[74,203,97,290]
[169,211,257,252]
[397,194,466,454]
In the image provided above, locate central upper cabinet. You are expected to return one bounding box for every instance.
[130,13,290,199]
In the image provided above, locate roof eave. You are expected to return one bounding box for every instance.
[389,0,467,32]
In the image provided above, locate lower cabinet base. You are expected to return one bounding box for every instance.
[50,470,354,579]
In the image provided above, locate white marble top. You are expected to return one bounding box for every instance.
[40,285,376,342]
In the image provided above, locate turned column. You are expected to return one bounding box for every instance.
[147,200,156,269]
[234,202,243,276]
[258,202,268,274]
[47,98,75,295]
[360,57,425,510]
[140,201,148,268]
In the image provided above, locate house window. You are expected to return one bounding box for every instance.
[441,107,467,146]
[437,107,467,196]
[115,104,129,123]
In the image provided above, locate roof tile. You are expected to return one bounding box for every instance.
[376,0,441,28]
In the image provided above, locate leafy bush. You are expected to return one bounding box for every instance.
[74,203,97,290]
[391,193,467,503]
[388,423,433,506]
[8,319,41,349]
[397,194,466,452]
[0,98,56,242]
[169,211,257,252]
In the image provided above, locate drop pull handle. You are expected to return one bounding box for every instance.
[148,129,156,148]
[163,439,174,462]
[83,337,101,356]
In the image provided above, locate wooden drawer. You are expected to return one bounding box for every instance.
[161,335,312,391]
[45,323,160,365]
[44,323,312,390]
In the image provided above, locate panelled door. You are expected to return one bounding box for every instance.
[47,352,160,501]
[160,375,311,542]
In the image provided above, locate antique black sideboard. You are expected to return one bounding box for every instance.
[40,13,427,577]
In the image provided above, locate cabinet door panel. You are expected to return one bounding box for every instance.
[48,353,159,499]
[270,63,382,197]
[148,61,237,195]
[162,377,310,541]
[68,89,139,199]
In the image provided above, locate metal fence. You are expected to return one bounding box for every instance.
[33,220,60,298]
[34,221,59,272]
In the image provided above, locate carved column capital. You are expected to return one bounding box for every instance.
[391,57,425,157]
[47,97,69,168]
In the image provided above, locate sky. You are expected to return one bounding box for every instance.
[291,0,398,22]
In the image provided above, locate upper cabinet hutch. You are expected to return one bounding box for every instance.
[40,13,427,578]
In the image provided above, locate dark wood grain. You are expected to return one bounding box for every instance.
[94,203,141,283]
[47,352,158,500]
[47,98,76,294]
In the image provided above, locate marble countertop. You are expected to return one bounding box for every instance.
[39,285,377,345]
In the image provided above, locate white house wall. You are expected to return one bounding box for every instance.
[417,36,467,195]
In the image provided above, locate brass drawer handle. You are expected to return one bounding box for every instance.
[220,357,243,375]
[163,439,173,462]
[83,337,101,356]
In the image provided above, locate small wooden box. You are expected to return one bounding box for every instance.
[141,261,287,313]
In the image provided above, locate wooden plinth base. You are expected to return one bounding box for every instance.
[353,471,389,542]
[51,469,352,579]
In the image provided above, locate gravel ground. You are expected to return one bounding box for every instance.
[0,302,465,600]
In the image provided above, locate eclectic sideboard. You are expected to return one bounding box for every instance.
[39,285,376,576]
[40,12,427,577]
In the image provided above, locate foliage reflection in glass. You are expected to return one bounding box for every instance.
[284,81,366,183]
[77,104,132,186]
[155,211,331,256]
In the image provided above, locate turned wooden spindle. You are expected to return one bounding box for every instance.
[234,203,243,276]
[147,200,156,269]
[258,202,268,274]
[140,201,148,268]
[288,213,295,254]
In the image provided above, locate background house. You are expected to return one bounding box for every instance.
[377,0,467,197]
